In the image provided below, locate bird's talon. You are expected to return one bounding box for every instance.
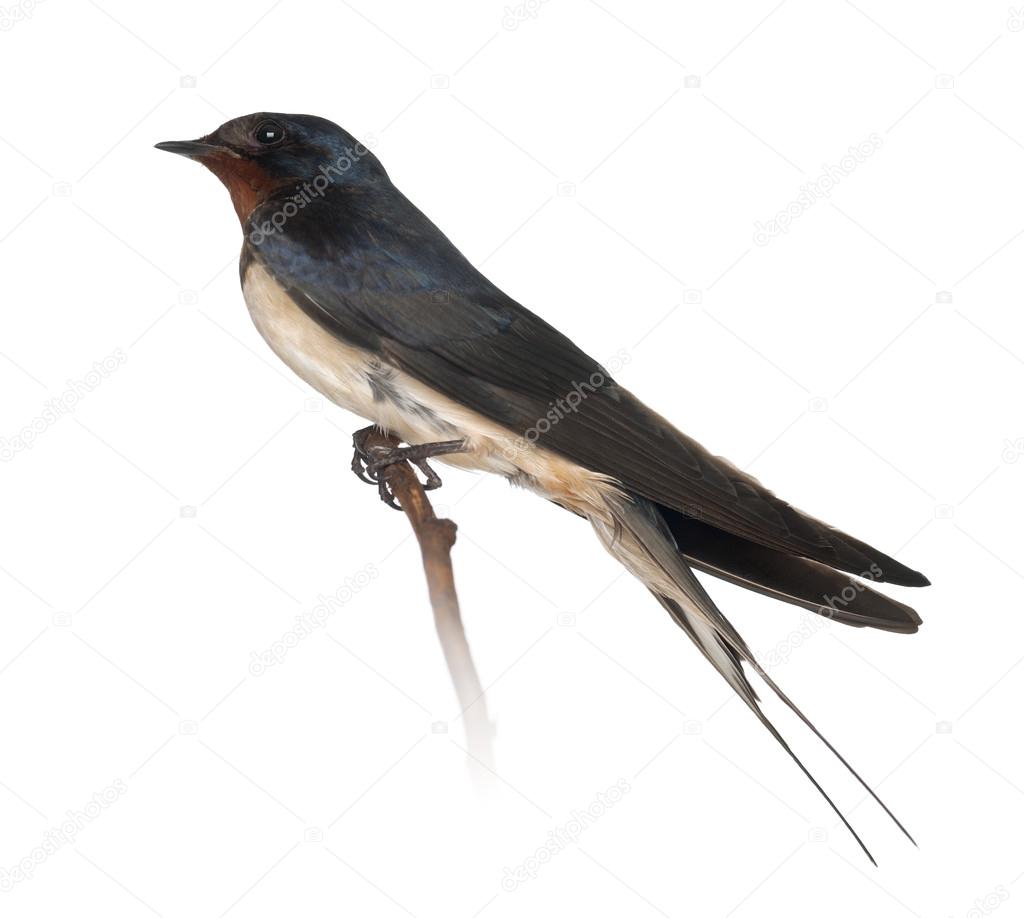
[378,478,403,510]
[351,451,377,485]
[415,459,443,490]
[350,427,465,501]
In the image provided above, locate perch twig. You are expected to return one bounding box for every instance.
[358,428,495,773]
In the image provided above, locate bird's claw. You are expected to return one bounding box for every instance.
[350,427,466,510]
[350,448,378,485]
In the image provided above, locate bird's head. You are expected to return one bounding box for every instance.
[155,112,385,223]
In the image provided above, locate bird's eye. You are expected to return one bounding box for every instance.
[254,120,285,145]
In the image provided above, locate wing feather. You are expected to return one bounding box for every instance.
[247,184,927,586]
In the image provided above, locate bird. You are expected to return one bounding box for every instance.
[157,112,929,863]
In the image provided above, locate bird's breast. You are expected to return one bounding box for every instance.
[242,259,379,419]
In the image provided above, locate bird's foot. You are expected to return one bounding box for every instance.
[351,427,467,510]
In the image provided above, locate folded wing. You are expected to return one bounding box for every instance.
[248,184,928,588]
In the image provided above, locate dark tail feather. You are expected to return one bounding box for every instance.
[597,496,915,863]
[662,509,924,633]
[654,590,878,865]
[658,507,919,844]
[750,694,879,866]
[746,657,917,846]
[825,529,930,588]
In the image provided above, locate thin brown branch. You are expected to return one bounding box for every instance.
[360,428,495,773]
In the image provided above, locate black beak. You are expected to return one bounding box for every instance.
[154,139,234,159]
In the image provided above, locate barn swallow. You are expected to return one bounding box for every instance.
[157,113,929,862]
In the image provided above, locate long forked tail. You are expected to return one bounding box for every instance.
[589,494,915,864]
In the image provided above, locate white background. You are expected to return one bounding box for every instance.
[1,1,1022,915]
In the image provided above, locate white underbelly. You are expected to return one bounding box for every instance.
[244,262,390,425]
[241,260,620,517]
